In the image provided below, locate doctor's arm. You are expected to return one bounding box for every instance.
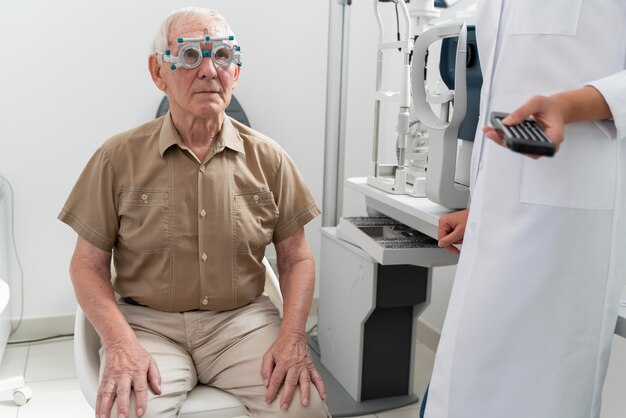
[484,86,613,153]
[261,227,326,411]
[70,236,161,418]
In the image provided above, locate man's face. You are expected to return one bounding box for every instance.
[150,17,240,120]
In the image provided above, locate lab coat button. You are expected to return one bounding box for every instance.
[470,222,477,231]
[479,161,484,170]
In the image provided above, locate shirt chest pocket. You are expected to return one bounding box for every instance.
[234,191,279,254]
[118,190,170,253]
[509,0,582,36]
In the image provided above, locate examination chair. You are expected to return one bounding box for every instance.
[74,257,283,418]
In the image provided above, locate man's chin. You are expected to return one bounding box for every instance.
[193,101,226,117]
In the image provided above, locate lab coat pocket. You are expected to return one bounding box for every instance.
[509,0,582,36]
[519,123,617,210]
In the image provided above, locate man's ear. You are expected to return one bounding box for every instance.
[232,65,241,87]
[148,55,167,92]
[234,65,241,81]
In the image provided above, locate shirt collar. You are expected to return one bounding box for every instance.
[158,112,245,157]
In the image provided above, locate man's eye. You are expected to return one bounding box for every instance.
[214,48,231,64]
[183,49,200,64]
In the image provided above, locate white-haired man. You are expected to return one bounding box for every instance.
[59,7,329,418]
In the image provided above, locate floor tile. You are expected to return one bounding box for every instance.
[15,378,93,418]
[0,344,28,418]
[24,338,75,383]
[601,336,626,418]
[0,392,19,418]
[412,342,435,401]
[0,344,28,380]
[376,403,420,417]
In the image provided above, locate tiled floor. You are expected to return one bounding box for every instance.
[0,338,93,418]
[0,333,625,417]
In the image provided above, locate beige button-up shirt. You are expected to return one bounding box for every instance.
[59,114,320,312]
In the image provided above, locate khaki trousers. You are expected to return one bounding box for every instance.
[100,295,329,417]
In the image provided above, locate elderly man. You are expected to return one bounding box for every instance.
[59,7,328,418]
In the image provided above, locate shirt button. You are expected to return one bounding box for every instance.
[201,252,207,261]
[200,209,206,218]
[141,194,148,202]
[199,165,206,173]
[470,222,477,231]
[478,161,485,170]
[253,194,259,203]
[202,296,208,306]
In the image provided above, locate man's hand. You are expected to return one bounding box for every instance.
[483,95,567,159]
[438,209,470,255]
[261,329,326,412]
[97,338,162,418]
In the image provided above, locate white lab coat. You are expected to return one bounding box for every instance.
[425,1,626,417]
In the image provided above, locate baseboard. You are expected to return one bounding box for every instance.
[9,313,75,343]
[417,318,441,353]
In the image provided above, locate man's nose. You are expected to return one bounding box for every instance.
[197,55,217,79]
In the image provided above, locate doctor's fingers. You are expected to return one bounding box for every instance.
[502,95,549,125]
[438,213,464,241]
[439,230,464,249]
[483,126,504,146]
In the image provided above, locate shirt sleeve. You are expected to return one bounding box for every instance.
[271,149,321,243]
[58,147,119,251]
[587,70,626,140]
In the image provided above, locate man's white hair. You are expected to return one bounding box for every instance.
[151,7,234,58]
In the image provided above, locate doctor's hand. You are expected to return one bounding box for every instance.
[98,338,162,418]
[483,95,566,158]
[438,209,469,255]
[261,329,326,411]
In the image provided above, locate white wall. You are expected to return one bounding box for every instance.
[0,0,329,322]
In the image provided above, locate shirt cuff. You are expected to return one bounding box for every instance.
[58,208,115,251]
[273,205,321,243]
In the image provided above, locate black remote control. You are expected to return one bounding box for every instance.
[490,111,556,157]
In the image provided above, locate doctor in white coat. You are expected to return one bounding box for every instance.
[425,0,626,417]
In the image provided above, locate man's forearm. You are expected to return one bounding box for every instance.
[277,258,315,334]
[71,262,136,346]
